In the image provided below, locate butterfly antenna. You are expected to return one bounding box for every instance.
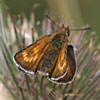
[45,14,60,28]
[71,27,91,31]
[67,26,91,37]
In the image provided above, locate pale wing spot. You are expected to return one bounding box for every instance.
[23,56,30,62]
[33,44,43,51]
[22,51,28,57]
[26,58,30,62]
[57,58,66,71]
[33,49,40,54]
[60,61,66,70]
[33,54,39,61]
[29,58,33,62]
[23,56,28,61]
[23,54,27,57]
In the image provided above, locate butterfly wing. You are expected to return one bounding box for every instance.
[54,45,76,83]
[48,39,68,80]
[14,35,50,74]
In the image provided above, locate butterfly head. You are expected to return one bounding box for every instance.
[59,25,70,37]
[65,25,70,37]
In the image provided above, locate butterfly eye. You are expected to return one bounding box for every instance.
[67,28,70,37]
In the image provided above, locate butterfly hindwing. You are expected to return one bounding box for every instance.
[14,35,50,74]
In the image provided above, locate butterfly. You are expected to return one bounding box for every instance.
[13,25,76,84]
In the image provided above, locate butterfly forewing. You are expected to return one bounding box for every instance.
[14,35,50,74]
[48,37,68,80]
[54,45,76,83]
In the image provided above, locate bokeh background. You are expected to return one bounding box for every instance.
[0,0,100,100]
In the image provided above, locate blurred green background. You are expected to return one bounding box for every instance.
[0,0,100,43]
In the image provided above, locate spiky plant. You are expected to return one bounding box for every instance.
[0,10,100,100]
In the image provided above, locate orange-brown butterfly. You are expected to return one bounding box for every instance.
[13,22,91,84]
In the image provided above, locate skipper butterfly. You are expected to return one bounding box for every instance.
[13,25,77,84]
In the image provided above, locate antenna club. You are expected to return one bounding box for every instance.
[84,27,91,30]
